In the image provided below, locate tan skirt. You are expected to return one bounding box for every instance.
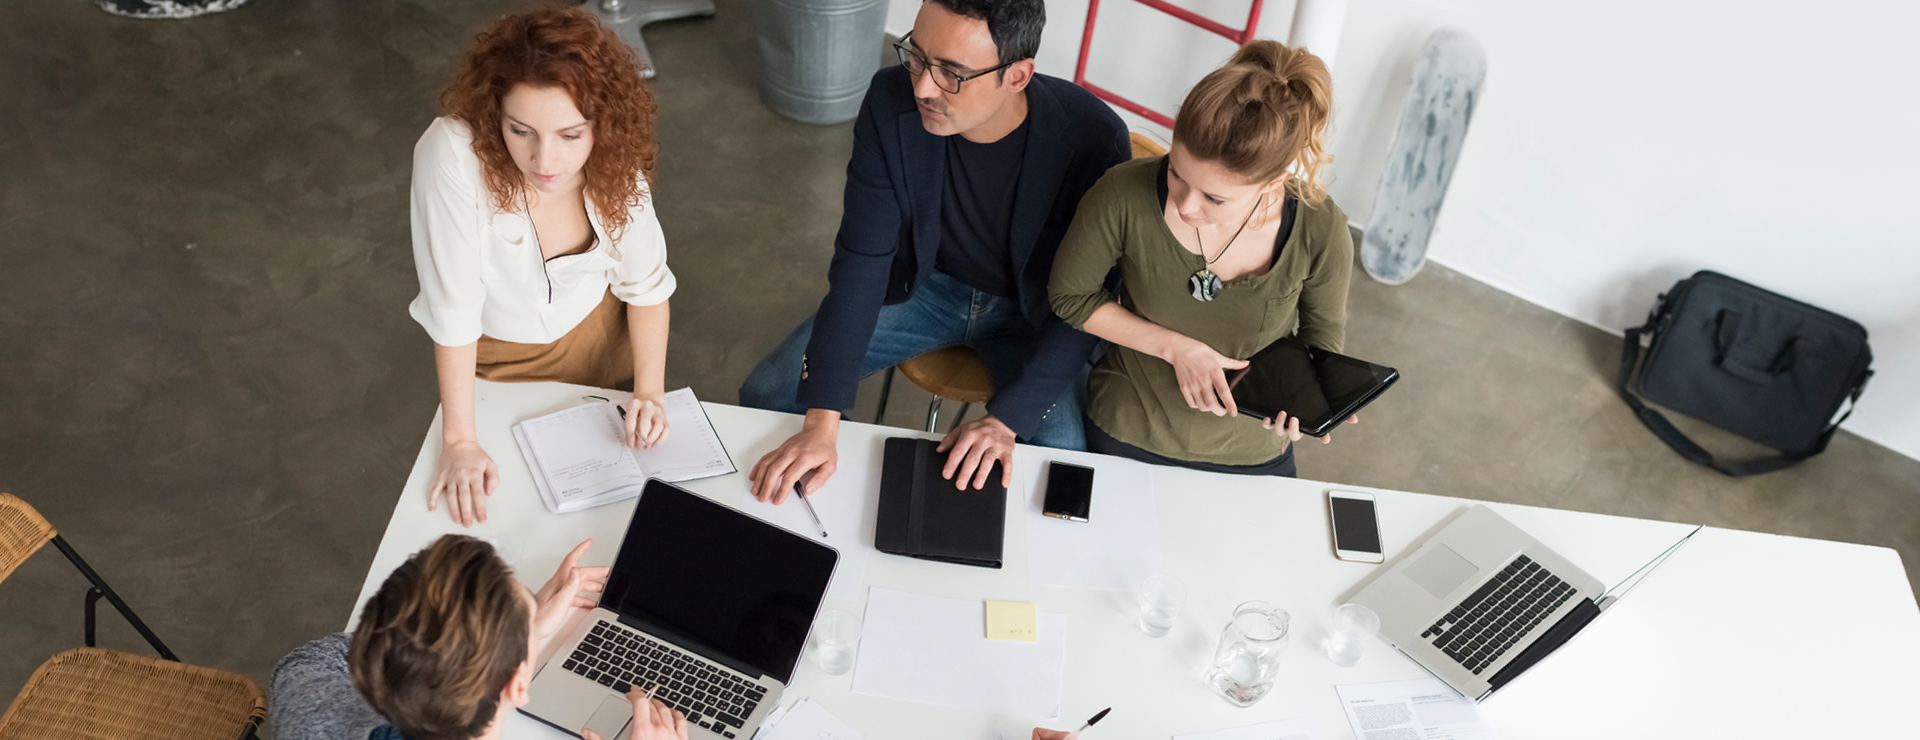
[476,289,634,390]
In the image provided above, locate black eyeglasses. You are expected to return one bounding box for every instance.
[893,32,1015,95]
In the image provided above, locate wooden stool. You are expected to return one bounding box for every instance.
[0,494,267,740]
[875,346,996,433]
[1129,131,1168,159]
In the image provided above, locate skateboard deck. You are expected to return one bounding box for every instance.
[1361,28,1487,285]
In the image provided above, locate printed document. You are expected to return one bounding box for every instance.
[1337,678,1498,740]
[512,388,735,513]
[850,587,1067,719]
[1019,451,1163,591]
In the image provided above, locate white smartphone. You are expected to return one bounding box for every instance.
[1327,490,1384,563]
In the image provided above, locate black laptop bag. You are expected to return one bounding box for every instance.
[1616,271,1873,476]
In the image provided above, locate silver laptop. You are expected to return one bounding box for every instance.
[1352,504,1695,701]
[522,479,838,740]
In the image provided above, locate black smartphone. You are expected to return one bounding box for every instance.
[1327,490,1384,563]
[1042,462,1095,523]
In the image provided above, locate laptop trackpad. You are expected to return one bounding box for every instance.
[1405,544,1480,599]
[583,696,633,740]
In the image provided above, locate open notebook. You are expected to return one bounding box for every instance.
[511,388,736,513]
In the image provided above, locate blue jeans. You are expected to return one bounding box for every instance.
[739,272,1088,450]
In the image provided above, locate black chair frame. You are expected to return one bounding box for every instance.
[45,534,262,740]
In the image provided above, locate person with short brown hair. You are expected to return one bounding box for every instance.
[271,536,686,740]
[412,5,677,529]
[1049,41,1357,477]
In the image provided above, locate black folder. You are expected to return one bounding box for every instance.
[874,437,1007,569]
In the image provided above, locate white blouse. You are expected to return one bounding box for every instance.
[407,117,676,347]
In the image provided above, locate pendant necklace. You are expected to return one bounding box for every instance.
[1188,196,1261,302]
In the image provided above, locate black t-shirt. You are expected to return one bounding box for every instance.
[935,119,1030,298]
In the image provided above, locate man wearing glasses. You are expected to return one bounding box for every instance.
[740,0,1130,502]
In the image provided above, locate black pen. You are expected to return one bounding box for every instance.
[589,395,630,421]
[1065,708,1109,739]
[793,471,827,538]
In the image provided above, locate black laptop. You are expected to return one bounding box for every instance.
[521,479,838,740]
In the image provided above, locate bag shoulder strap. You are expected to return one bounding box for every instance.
[1616,319,1864,477]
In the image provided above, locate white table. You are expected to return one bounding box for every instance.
[352,380,1920,739]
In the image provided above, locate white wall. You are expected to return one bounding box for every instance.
[885,0,1920,461]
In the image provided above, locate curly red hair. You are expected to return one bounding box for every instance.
[440,5,658,243]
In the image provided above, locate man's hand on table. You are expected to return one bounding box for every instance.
[938,414,1016,490]
[430,438,498,527]
[748,409,839,505]
[531,539,610,640]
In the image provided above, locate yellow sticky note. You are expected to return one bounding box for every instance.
[985,600,1038,642]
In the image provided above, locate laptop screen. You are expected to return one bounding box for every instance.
[602,480,838,684]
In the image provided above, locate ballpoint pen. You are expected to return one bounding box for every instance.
[1064,707,1110,739]
[793,471,828,538]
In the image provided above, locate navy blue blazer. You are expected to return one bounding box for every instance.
[796,65,1131,437]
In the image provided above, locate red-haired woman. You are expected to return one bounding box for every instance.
[410,6,673,526]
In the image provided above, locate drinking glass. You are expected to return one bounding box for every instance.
[1137,574,1188,638]
[1325,603,1380,667]
[809,609,862,675]
[1206,601,1290,707]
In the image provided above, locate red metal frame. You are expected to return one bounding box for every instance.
[1074,0,1266,127]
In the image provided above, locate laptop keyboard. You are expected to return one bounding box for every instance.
[563,619,766,738]
[1419,554,1574,675]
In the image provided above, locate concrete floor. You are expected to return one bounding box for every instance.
[2,0,1915,718]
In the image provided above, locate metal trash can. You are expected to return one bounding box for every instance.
[751,0,887,124]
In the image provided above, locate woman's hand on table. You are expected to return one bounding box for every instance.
[430,439,498,527]
[1031,729,1071,740]
[1165,334,1247,417]
[625,393,671,448]
[532,539,611,640]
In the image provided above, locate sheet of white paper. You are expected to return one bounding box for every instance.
[1020,450,1163,591]
[633,389,738,481]
[850,587,1067,720]
[511,389,737,512]
[731,460,873,602]
[758,700,869,740]
[520,403,647,506]
[1174,717,1323,740]
[1337,679,1498,740]
[747,702,793,740]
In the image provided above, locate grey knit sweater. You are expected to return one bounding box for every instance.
[271,633,392,740]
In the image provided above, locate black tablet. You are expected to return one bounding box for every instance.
[1226,337,1399,437]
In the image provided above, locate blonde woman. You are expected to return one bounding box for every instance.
[1049,41,1356,477]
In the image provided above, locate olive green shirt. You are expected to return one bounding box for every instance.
[1048,156,1353,465]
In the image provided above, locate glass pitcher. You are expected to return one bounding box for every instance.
[1206,601,1290,707]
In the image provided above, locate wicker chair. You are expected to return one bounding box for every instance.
[0,494,266,740]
